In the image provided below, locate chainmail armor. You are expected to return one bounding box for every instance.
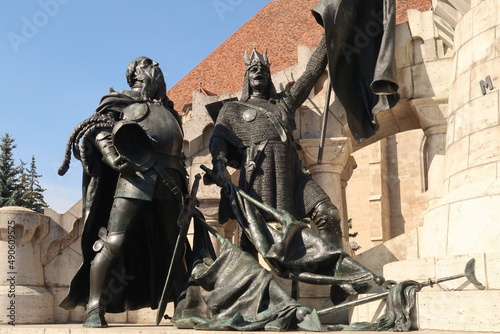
[211,37,330,220]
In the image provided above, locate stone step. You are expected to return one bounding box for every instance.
[350,252,500,332]
[350,290,500,333]
[0,324,493,334]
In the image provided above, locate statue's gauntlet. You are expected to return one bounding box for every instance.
[94,132,119,167]
[93,131,135,174]
[212,153,230,183]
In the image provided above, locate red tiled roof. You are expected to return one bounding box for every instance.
[168,0,322,106]
[396,0,431,23]
[168,0,431,106]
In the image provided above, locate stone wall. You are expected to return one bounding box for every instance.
[350,1,500,331]
[0,207,53,325]
[421,0,500,259]
[346,129,429,253]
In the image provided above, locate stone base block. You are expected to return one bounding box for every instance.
[64,306,173,326]
[127,305,174,325]
[417,290,500,332]
[383,253,497,291]
[68,306,85,323]
[348,289,500,332]
[48,286,71,324]
[350,253,500,332]
[0,324,493,334]
[0,286,54,324]
[104,312,127,324]
[298,281,331,298]
[420,181,500,258]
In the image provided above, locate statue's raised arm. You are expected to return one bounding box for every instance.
[285,36,327,112]
[209,37,343,253]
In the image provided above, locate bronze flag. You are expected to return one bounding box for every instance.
[312,0,400,143]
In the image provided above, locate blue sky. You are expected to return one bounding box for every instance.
[0,0,271,213]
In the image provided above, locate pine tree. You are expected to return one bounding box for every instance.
[0,134,23,207]
[0,134,48,212]
[20,156,48,213]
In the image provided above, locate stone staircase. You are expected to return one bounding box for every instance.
[348,228,500,332]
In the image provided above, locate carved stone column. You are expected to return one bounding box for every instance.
[411,97,448,205]
[298,137,353,246]
[0,207,53,324]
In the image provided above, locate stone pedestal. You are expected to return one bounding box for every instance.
[351,2,500,331]
[0,207,53,325]
[382,253,500,332]
[421,0,500,259]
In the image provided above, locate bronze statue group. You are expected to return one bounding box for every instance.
[57,0,403,330]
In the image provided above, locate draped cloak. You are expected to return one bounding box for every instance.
[312,0,399,143]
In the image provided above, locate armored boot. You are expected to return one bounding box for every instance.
[84,231,125,328]
[311,201,343,248]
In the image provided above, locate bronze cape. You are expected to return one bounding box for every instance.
[173,219,309,331]
[312,0,399,143]
[224,182,377,286]
[172,181,377,331]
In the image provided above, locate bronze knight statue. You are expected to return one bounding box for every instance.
[58,57,189,327]
[209,37,343,249]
